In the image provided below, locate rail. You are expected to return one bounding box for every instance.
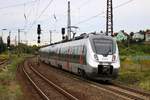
[47,63,150,100]
[0,60,8,65]
[22,60,78,100]
[73,76,150,100]
[22,63,49,100]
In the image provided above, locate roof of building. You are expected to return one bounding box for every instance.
[113,30,129,37]
[145,30,150,34]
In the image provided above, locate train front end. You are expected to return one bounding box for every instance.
[86,35,120,80]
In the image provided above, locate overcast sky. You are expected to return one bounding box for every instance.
[0,0,150,45]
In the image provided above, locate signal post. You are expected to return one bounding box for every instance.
[37,24,41,65]
[7,31,11,63]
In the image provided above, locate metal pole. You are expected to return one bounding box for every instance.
[106,0,113,36]
[8,31,11,64]
[15,36,17,46]
[49,30,52,44]
[67,1,71,40]
[1,31,3,37]
[24,32,27,45]
[1,29,7,38]
[9,31,11,37]
[18,29,20,45]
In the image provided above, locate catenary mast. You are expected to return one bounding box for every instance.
[106,0,113,36]
[67,0,71,40]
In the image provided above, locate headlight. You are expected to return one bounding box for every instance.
[112,55,116,62]
[94,54,99,61]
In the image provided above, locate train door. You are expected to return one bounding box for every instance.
[65,47,71,71]
[79,45,87,65]
[79,46,84,65]
[55,48,58,66]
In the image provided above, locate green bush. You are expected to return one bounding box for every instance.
[0,54,31,100]
[118,43,150,56]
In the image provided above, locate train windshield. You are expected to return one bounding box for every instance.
[93,39,115,55]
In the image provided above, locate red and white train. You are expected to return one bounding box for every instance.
[39,33,120,81]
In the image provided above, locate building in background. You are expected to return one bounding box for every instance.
[113,30,129,41]
[145,30,150,42]
[132,31,144,42]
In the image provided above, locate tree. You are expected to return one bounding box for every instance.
[129,32,134,43]
[0,37,3,53]
[139,30,145,41]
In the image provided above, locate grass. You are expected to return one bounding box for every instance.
[0,53,32,100]
[117,43,150,91]
[118,43,150,56]
[0,54,9,60]
[117,56,150,91]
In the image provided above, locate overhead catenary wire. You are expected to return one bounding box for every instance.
[75,0,134,25]
[26,2,37,20]
[23,4,28,31]
[35,0,41,16]
[0,0,38,10]
[26,0,91,31]
[114,0,134,9]
[1,0,134,37]
[26,0,54,32]
[75,12,105,25]
[76,0,91,9]
[39,0,134,29]
[35,0,54,23]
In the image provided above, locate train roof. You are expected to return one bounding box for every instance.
[40,33,114,49]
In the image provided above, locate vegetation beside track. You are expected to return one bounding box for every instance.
[0,53,32,100]
[0,54,8,60]
[117,43,150,91]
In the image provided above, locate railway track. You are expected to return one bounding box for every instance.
[21,60,78,100]
[89,81,150,100]
[0,59,8,65]
[39,62,150,100]
[67,72,150,100]
[59,70,149,100]
[20,58,150,100]
[0,59,8,71]
[111,81,150,99]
